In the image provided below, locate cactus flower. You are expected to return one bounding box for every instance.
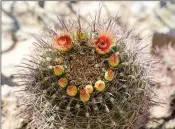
[66,85,78,96]
[94,32,112,54]
[58,77,68,88]
[104,69,114,81]
[54,34,72,52]
[85,85,93,94]
[80,89,90,102]
[108,52,119,67]
[53,65,65,76]
[94,80,105,91]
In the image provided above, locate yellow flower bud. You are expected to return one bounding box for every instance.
[58,77,68,88]
[108,52,119,67]
[66,85,78,97]
[80,89,90,102]
[53,65,64,76]
[76,31,87,40]
[94,80,105,91]
[104,69,114,81]
[54,57,64,64]
[85,85,93,94]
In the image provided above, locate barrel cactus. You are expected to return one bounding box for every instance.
[156,45,175,113]
[155,45,175,87]
[16,9,154,129]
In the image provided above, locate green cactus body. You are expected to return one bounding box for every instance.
[16,9,153,129]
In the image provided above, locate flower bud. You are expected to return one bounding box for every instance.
[94,80,105,91]
[108,52,119,67]
[76,31,87,40]
[85,85,94,94]
[54,57,64,64]
[80,89,90,102]
[53,65,65,76]
[58,77,68,88]
[66,85,77,96]
[104,69,114,81]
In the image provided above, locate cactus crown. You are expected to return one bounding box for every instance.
[17,8,153,129]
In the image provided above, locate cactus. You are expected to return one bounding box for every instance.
[156,45,175,112]
[16,9,155,129]
[155,45,175,87]
[151,45,175,128]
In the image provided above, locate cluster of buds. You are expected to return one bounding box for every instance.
[51,30,120,102]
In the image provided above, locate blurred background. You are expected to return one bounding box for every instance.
[1,1,175,129]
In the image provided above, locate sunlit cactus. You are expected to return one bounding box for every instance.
[155,45,175,87]
[155,45,175,115]
[16,8,155,129]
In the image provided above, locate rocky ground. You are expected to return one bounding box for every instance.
[1,1,175,129]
